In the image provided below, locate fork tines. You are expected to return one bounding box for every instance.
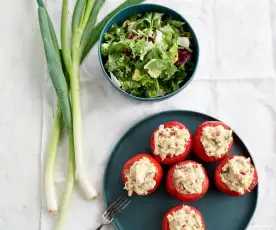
[104,196,131,221]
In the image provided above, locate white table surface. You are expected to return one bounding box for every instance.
[1,0,276,229]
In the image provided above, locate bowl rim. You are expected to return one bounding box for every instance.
[98,3,200,101]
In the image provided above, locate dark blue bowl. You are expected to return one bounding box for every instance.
[98,4,199,101]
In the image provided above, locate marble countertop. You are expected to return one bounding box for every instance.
[1,0,276,229]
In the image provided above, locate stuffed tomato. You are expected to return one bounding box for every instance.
[166,160,209,202]
[122,154,163,196]
[150,121,192,165]
[193,121,233,162]
[162,205,205,230]
[214,154,258,196]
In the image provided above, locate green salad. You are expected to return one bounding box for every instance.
[101,12,194,98]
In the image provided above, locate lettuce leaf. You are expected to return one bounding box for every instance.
[101,12,194,98]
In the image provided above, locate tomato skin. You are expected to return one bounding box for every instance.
[165,160,209,202]
[162,205,206,230]
[214,154,258,197]
[193,121,233,162]
[122,154,163,195]
[150,121,192,165]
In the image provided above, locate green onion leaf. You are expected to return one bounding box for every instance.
[72,0,87,30]
[81,0,145,61]
[37,0,45,7]
[80,0,96,31]
[80,0,105,53]
[38,7,71,129]
[61,0,72,72]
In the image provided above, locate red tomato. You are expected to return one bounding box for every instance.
[150,121,192,165]
[162,205,206,230]
[122,153,163,195]
[193,121,233,162]
[166,160,209,202]
[214,154,258,197]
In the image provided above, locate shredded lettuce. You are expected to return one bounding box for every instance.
[101,12,194,98]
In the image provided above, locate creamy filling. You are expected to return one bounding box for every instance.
[220,156,254,194]
[154,125,190,160]
[173,163,205,194]
[200,125,232,158]
[124,157,157,196]
[167,205,204,230]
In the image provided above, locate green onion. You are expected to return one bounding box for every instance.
[37,0,62,214]
[37,0,145,228]
[37,5,75,227]
[61,0,101,200]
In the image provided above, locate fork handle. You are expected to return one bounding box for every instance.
[95,224,103,230]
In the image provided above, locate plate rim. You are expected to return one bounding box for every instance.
[103,109,259,230]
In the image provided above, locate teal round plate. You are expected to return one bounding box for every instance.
[103,110,258,230]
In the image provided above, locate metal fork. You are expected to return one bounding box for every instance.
[95,196,131,230]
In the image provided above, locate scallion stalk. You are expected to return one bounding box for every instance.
[61,0,100,200]
[45,0,146,204]
[38,0,145,228]
[45,105,62,213]
[55,130,75,230]
[38,6,75,228]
